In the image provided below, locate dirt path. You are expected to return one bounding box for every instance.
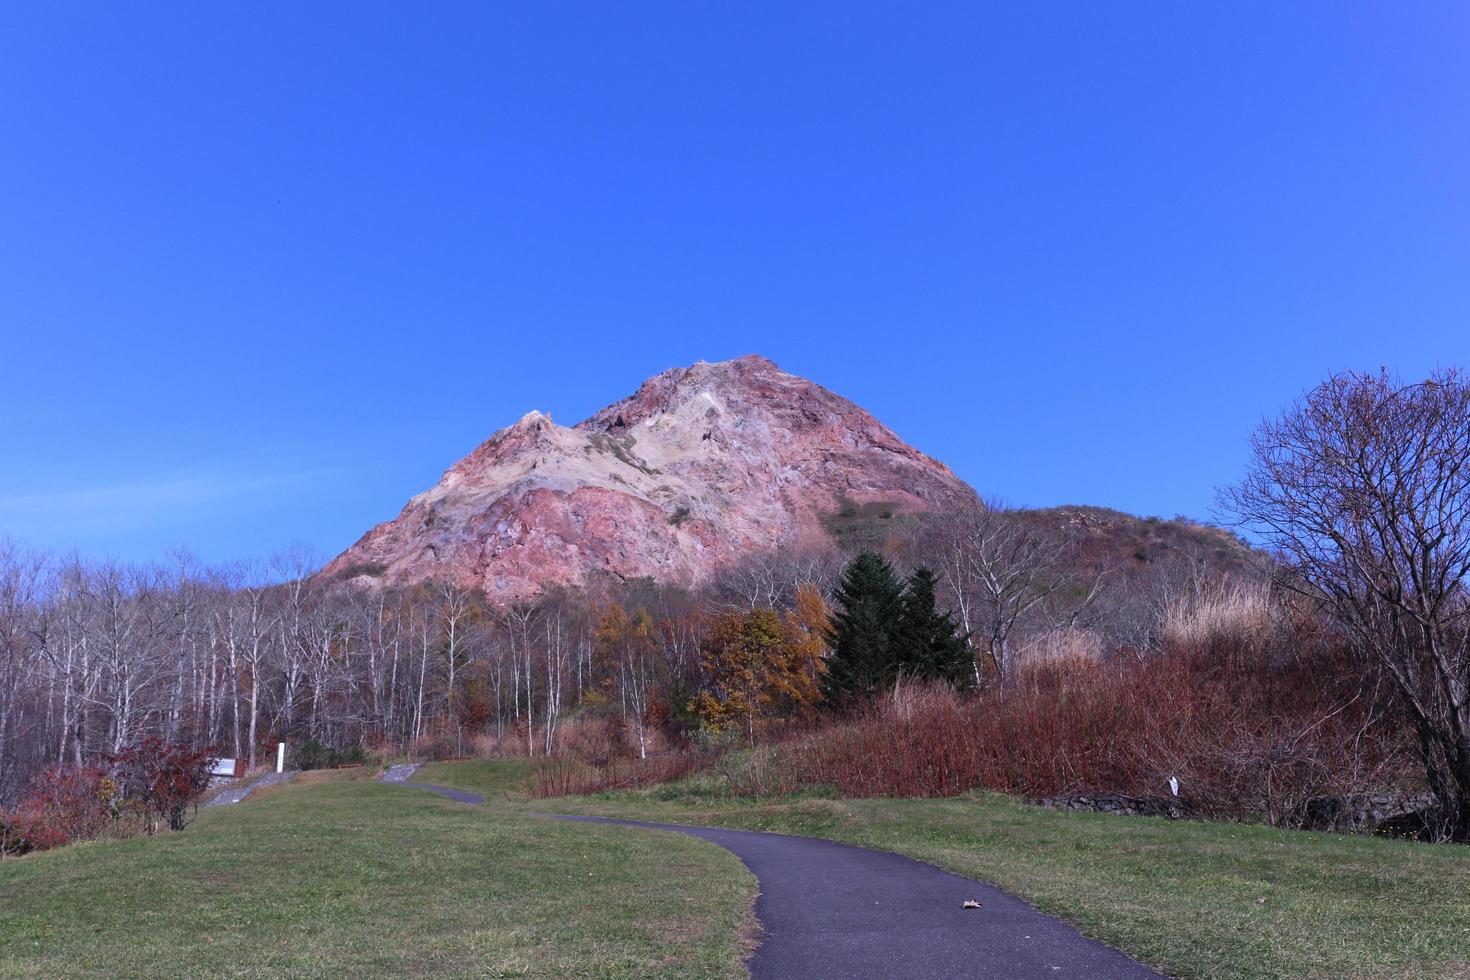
[555,815,1165,980]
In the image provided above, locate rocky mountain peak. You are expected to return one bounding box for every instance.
[322,356,976,600]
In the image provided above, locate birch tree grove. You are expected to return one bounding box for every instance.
[1,502,1182,809]
[0,548,613,803]
[0,519,1100,806]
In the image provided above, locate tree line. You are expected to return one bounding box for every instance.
[0,515,1110,808]
[2,368,1468,839]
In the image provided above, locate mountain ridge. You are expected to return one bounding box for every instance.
[322,355,977,598]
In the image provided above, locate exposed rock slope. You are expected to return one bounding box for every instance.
[323,355,976,599]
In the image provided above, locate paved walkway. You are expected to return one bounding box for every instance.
[200,770,294,809]
[378,769,1159,976]
[555,815,1164,980]
[399,781,485,803]
[378,763,485,804]
[380,763,422,783]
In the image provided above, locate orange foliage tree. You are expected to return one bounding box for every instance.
[594,605,658,758]
[691,595,830,743]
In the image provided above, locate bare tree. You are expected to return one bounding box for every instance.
[933,500,1102,684]
[236,572,276,768]
[0,541,45,799]
[433,581,477,751]
[270,547,318,739]
[1224,369,1470,840]
[537,592,577,755]
[89,563,166,753]
[35,560,102,767]
[501,603,543,757]
[714,551,840,612]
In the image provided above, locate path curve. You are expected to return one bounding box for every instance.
[200,769,294,809]
[555,815,1163,980]
[400,781,485,803]
[379,764,485,804]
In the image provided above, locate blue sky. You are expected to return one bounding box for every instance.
[3,3,1468,566]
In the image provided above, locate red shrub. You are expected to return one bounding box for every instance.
[533,752,703,797]
[5,765,118,853]
[723,645,1411,823]
[110,738,214,833]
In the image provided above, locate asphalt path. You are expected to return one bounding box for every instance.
[378,764,486,804]
[555,815,1165,980]
[399,781,485,804]
[378,769,1160,978]
[200,769,295,809]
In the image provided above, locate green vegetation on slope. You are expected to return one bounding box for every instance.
[417,758,537,799]
[0,770,753,979]
[540,781,1470,980]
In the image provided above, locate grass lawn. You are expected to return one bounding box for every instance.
[536,779,1470,980]
[417,758,537,798]
[7,758,1467,979]
[0,768,753,979]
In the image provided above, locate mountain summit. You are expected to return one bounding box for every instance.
[323,355,976,599]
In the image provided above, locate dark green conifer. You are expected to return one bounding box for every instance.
[895,567,974,690]
[820,551,905,706]
[821,554,974,707]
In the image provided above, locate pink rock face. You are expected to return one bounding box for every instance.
[322,355,976,599]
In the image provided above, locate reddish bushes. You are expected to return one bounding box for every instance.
[2,765,118,855]
[529,715,704,796]
[512,584,1415,826]
[721,645,1410,823]
[1,740,214,857]
[533,752,703,797]
[111,738,213,833]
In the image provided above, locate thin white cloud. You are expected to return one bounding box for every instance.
[0,467,336,535]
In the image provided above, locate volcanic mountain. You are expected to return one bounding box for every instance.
[323,355,977,599]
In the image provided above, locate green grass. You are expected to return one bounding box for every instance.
[0,769,753,978]
[9,757,1468,979]
[417,758,537,799]
[538,781,1470,980]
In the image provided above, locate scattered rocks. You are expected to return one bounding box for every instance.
[1288,792,1439,836]
[1028,793,1195,820]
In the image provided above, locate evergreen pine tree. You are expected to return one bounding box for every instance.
[895,567,974,690]
[820,552,905,707]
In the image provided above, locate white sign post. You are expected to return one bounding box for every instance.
[276,742,286,774]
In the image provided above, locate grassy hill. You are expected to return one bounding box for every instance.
[821,499,1268,587]
[6,761,1467,978]
[0,769,752,978]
